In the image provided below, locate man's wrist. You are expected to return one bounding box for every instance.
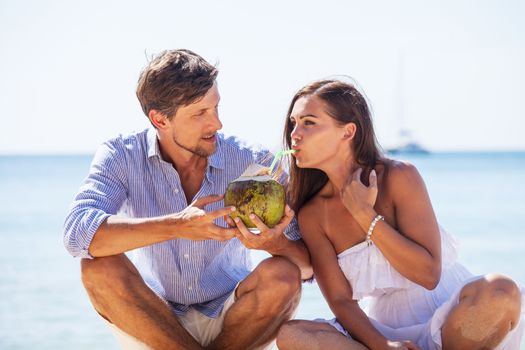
[266,234,291,256]
[152,214,182,240]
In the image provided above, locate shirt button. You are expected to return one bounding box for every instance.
[174,189,179,194]
[183,253,189,259]
[188,286,193,291]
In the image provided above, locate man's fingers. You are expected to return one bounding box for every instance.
[224,215,236,228]
[213,227,237,240]
[248,213,268,232]
[276,205,294,230]
[192,194,224,209]
[208,206,236,220]
[234,217,257,240]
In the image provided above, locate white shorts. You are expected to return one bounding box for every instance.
[102,289,275,349]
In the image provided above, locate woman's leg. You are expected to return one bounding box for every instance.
[276,320,368,350]
[441,273,522,349]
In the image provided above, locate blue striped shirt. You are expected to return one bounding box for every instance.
[63,127,300,317]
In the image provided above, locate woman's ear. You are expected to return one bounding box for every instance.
[148,110,170,130]
[343,122,357,140]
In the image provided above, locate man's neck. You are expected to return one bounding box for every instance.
[158,141,208,175]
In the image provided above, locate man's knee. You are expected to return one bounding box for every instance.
[276,320,300,350]
[81,254,137,293]
[256,257,301,297]
[277,320,332,350]
[277,320,305,341]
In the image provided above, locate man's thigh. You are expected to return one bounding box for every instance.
[100,290,237,349]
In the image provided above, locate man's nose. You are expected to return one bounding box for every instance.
[211,110,222,131]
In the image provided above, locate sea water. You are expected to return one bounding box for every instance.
[1,152,524,349]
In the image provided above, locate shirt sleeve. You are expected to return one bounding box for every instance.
[253,149,302,241]
[63,139,129,258]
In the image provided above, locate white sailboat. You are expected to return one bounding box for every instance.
[386,129,429,155]
[385,51,430,155]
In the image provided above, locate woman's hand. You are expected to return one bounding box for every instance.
[340,168,378,217]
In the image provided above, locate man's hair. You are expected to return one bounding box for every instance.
[136,49,218,119]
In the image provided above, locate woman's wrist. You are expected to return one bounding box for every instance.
[354,207,378,235]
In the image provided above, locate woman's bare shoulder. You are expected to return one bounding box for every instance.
[383,158,428,197]
[385,159,422,182]
[297,194,326,237]
[298,195,321,222]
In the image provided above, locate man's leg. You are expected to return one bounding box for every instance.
[207,257,302,350]
[81,254,202,350]
[276,320,368,350]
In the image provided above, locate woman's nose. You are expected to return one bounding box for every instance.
[291,125,301,141]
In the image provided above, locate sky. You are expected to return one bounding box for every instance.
[1,0,524,154]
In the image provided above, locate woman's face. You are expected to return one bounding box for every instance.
[289,95,348,169]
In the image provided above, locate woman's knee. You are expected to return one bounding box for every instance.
[481,274,522,326]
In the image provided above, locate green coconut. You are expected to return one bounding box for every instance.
[224,164,285,229]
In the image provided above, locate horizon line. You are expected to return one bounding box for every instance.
[1,149,525,157]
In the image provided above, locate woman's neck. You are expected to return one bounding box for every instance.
[321,154,359,195]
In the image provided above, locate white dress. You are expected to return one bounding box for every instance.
[317,227,525,350]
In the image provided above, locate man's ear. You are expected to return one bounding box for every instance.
[148,110,170,129]
[343,122,357,140]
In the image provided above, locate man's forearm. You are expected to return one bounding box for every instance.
[271,239,313,280]
[89,215,173,257]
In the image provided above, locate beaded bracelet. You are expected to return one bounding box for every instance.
[366,214,384,246]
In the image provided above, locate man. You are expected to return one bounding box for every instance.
[63,49,312,350]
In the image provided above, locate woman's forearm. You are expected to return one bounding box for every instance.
[354,208,441,289]
[331,299,390,349]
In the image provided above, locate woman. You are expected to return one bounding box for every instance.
[275,79,524,350]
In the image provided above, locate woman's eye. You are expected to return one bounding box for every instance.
[304,120,315,125]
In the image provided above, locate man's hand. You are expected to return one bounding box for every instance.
[167,195,239,241]
[232,205,295,254]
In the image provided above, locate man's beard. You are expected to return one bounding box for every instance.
[173,135,216,158]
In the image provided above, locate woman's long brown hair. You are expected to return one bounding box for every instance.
[283,79,385,211]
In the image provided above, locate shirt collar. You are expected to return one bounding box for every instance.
[147,127,161,158]
[147,127,225,170]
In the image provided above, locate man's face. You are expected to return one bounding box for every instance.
[168,83,222,157]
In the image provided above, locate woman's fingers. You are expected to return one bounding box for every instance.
[352,167,363,183]
[369,169,377,188]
